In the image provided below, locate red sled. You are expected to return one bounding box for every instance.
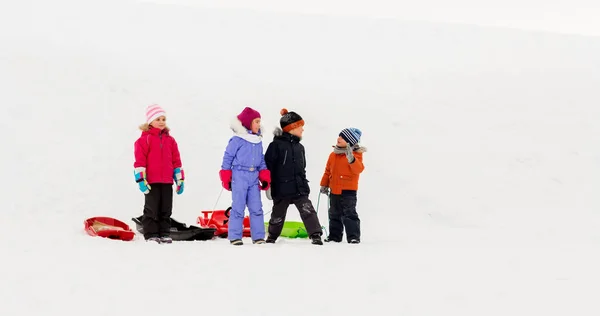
[197,207,251,238]
[84,216,135,241]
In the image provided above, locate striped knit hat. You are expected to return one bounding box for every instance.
[146,104,166,124]
[339,127,362,146]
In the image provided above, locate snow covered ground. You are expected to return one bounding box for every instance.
[2,0,600,315]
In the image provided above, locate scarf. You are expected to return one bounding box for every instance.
[332,144,365,154]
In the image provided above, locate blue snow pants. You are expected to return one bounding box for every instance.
[229,169,265,240]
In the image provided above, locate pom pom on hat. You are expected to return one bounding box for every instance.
[279,108,304,133]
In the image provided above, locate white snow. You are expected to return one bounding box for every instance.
[2,0,600,315]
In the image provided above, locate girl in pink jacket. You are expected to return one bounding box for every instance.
[133,104,184,243]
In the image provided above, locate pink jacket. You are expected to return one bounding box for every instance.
[134,127,182,184]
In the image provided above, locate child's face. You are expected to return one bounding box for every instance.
[290,126,304,138]
[336,136,348,147]
[150,116,166,130]
[251,118,261,134]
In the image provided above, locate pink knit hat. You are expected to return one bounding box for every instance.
[146,104,166,124]
[237,107,261,130]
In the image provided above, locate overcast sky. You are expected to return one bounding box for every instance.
[138,0,600,36]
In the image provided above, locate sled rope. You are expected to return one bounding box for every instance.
[316,193,328,236]
[316,193,324,214]
[213,187,224,211]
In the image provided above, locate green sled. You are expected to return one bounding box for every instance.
[264,221,308,238]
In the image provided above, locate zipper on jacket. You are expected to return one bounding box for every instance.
[160,133,164,181]
[283,150,288,165]
[252,144,256,170]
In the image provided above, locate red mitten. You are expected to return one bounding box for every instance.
[219,169,232,191]
[258,169,271,191]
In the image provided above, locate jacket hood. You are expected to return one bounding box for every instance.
[230,116,264,135]
[273,127,301,142]
[230,116,263,144]
[142,127,170,136]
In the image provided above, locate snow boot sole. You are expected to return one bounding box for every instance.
[230,239,243,246]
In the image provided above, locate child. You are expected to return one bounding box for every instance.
[219,107,271,246]
[319,127,365,244]
[264,108,323,245]
[133,104,185,244]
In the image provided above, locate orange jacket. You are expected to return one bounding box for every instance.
[320,146,365,195]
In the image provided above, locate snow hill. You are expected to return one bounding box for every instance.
[2,0,600,315]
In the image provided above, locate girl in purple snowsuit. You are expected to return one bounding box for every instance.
[219,107,271,246]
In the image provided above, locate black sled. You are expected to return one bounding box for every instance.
[131,216,216,241]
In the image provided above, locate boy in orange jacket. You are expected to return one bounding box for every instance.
[319,128,366,244]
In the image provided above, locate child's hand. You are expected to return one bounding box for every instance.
[134,167,151,194]
[173,168,185,195]
[219,169,232,191]
[320,186,329,195]
[345,146,355,163]
[258,169,271,191]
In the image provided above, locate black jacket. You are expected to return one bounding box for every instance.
[264,128,310,199]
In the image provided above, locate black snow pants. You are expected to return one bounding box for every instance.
[142,183,173,239]
[327,192,360,242]
[268,195,323,239]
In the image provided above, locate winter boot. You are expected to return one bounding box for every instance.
[146,237,161,243]
[253,239,266,244]
[160,236,173,244]
[311,234,323,245]
[324,236,341,243]
[230,239,243,246]
[349,239,360,244]
[266,237,276,244]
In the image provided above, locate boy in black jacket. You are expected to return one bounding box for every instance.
[264,108,323,245]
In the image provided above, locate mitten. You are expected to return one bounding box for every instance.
[219,169,232,191]
[319,186,329,195]
[345,145,355,163]
[173,168,185,195]
[134,167,151,194]
[258,169,271,191]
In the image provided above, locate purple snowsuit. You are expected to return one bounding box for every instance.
[221,120,267,241]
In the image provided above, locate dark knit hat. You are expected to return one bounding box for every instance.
[339,127,362,146]
[279,108,304,133]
